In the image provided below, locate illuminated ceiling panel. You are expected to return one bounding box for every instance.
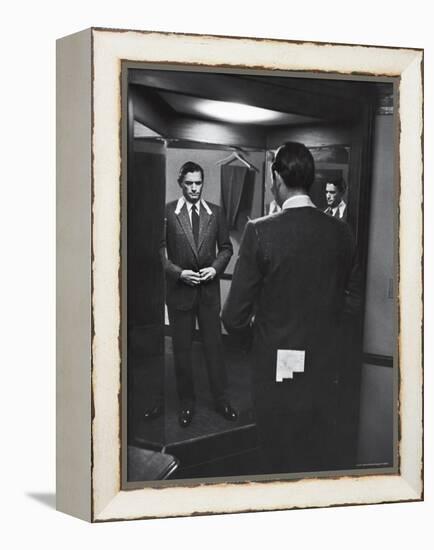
[159,91,319,126]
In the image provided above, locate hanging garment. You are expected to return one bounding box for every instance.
[220,164,255,229]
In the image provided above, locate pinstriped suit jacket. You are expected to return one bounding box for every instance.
[161,200,233,310]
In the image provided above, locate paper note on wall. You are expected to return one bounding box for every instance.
[276,349,305,382]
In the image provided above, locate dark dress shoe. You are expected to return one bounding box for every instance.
[178,407,194,427]
[143,403,164,421]
[215,401,238,421]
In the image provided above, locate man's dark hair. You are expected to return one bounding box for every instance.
[325,176,346,195]
[271,142,315,191]
[177,161,204,185]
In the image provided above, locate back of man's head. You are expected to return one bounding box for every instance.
[272,142,315,191]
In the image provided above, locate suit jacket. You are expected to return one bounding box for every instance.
[161,199,233,311]
[222,206,357,413]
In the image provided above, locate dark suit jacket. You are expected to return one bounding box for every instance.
[161,200,233,311]
[222,206,357,413]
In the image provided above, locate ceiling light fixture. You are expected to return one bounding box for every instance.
[194,99,284,124]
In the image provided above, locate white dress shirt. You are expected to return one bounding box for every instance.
[281,194,316,210]
[186,199,200,225]
[325,200,347,219]
[174,196,212,224]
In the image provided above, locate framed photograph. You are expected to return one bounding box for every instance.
[56,28,423,522]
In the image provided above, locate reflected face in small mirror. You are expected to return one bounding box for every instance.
[180,171,203,204]
[325,183,343,208]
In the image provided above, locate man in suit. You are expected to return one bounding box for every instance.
[324,177,347,221]
[222,143,358,472]
[162,161,238,427]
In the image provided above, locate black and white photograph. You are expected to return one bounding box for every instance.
[2,0,431,539]
[124,66,397,483]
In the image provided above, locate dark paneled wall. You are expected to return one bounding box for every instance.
[128,148,166,360]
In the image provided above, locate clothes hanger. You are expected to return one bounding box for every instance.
[216,151,259,172]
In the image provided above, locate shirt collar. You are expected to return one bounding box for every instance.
[175,196,211,215]
[329,200,346,215]
[282,194,316,210]
[337,200,346,213]
[186,200,199,213]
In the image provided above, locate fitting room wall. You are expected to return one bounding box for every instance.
[357,114,395,465]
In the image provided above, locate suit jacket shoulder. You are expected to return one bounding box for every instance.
[252,207,350,233]
[250,212,274,227]
[243,212,277,237]
[203,201,221,215]
[165,200,178,215]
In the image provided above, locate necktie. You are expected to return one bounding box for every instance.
[191,204,199,245]
[333,208,340,218]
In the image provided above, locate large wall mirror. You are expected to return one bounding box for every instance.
[124,65,396,484]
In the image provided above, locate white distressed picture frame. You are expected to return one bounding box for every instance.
[56,28,423,522]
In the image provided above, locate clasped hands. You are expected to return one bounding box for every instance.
[180,267,216,286]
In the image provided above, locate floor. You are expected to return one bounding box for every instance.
[128,336,262,480]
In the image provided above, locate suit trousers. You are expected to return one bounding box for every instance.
[168,300,227,407]
[255,406,339,474]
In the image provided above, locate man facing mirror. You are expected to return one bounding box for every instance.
[161,161,238,427]
[222,142,359,472]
